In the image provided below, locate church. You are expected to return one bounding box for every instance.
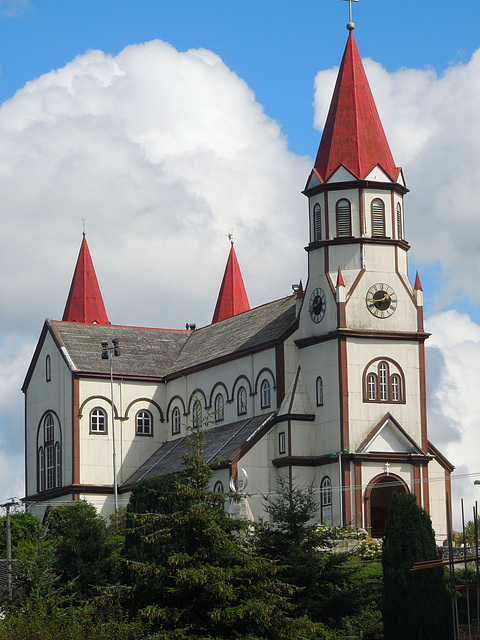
[22,23,453,540]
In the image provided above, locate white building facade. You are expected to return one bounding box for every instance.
[23,30,453,541]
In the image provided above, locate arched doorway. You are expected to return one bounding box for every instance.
[366,475,408,538]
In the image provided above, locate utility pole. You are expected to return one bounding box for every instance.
[1,499,20,598]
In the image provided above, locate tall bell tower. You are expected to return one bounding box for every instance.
[296,21,441,536]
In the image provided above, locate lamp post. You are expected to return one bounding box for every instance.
[101,339,121,512]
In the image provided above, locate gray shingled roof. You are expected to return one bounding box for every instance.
[49,296,297,380]
[168,296,296,375]
[122,412,276,486]
[50,321,190,378]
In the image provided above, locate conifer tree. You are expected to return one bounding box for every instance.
[124,424,321,639]
[382,492,450,640]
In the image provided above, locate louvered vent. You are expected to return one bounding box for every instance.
[314,203,322,241]
[396,203,403,240]
[371,199,385,237]
[336,199,351,237]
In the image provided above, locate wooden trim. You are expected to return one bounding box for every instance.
[419,342,428,452]
[413,463,422,506]
[306,236,410,253]
[72,376,80,486]
[359,187,364,235]
[303,178,409,197]
[296,327,430,349]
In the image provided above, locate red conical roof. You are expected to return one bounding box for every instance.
[314,32,399,183]
[212,243,250,324]
[62,234,110,325]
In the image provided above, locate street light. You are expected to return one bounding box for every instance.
[101,339,121,511]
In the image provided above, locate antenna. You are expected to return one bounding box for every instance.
[342,0,358,31]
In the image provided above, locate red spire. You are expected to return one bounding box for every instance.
[212,243,250,324]
[336,267,345,287]
[414,271,423,291]
[314,32,399,183]
[62,235,110,325]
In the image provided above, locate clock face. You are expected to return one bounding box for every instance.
[366,283,397,318]
[309,287,326,323]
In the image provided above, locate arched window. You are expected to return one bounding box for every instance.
[367,373,377,401]
[336,199,352,237]
[214,480,224,493]
[172,407,181,435]
[44,413,54,442]
[38,413,61,492]
[46,355,51,382]
[314,203,322,241]
[379,362,389,401]
[260,380,271,409]
[363,359,405,403]
[237,387,247,415]
[136,410,152,436]
[320,476,333,525]
[192,400,202,427]
[90,407,107,433]
[316,376,324,406]
[396,203,403,240]
[391,374,401,402]
[371,198,385,237]
[214,393,224,422]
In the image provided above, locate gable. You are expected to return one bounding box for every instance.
[357,414,423,455]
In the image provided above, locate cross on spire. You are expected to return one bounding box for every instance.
[342,0,358,31]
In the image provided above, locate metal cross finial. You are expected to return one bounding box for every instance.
[342,0,358,31]
[82,217,86,236]
[227,228,235,245]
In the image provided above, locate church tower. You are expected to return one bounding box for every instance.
[296,24,447,537]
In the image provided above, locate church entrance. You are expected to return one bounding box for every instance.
[368,475,408,538]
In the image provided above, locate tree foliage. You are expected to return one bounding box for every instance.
[123,425,320,639]
[254,478,380,634]
[44,501,121,599]
[382,492,450,640]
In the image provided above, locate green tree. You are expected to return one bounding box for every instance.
[382,492,450,640]
[0,510,41,556]
[123,425,321,639]
[254,479,380,634]
[45,501,122,599]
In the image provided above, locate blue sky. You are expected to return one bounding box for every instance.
[0,0,479,519]
[0,0,477,158]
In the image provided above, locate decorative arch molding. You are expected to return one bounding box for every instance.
[231,375,253,398]
[124,397,164,422]
[364,473,409,537]
[362,357,406,404]
[78,395,120,419]
[253,367,276,395]
[166,395,187,420]
[208,382,230,408]
[187,389,207,415]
